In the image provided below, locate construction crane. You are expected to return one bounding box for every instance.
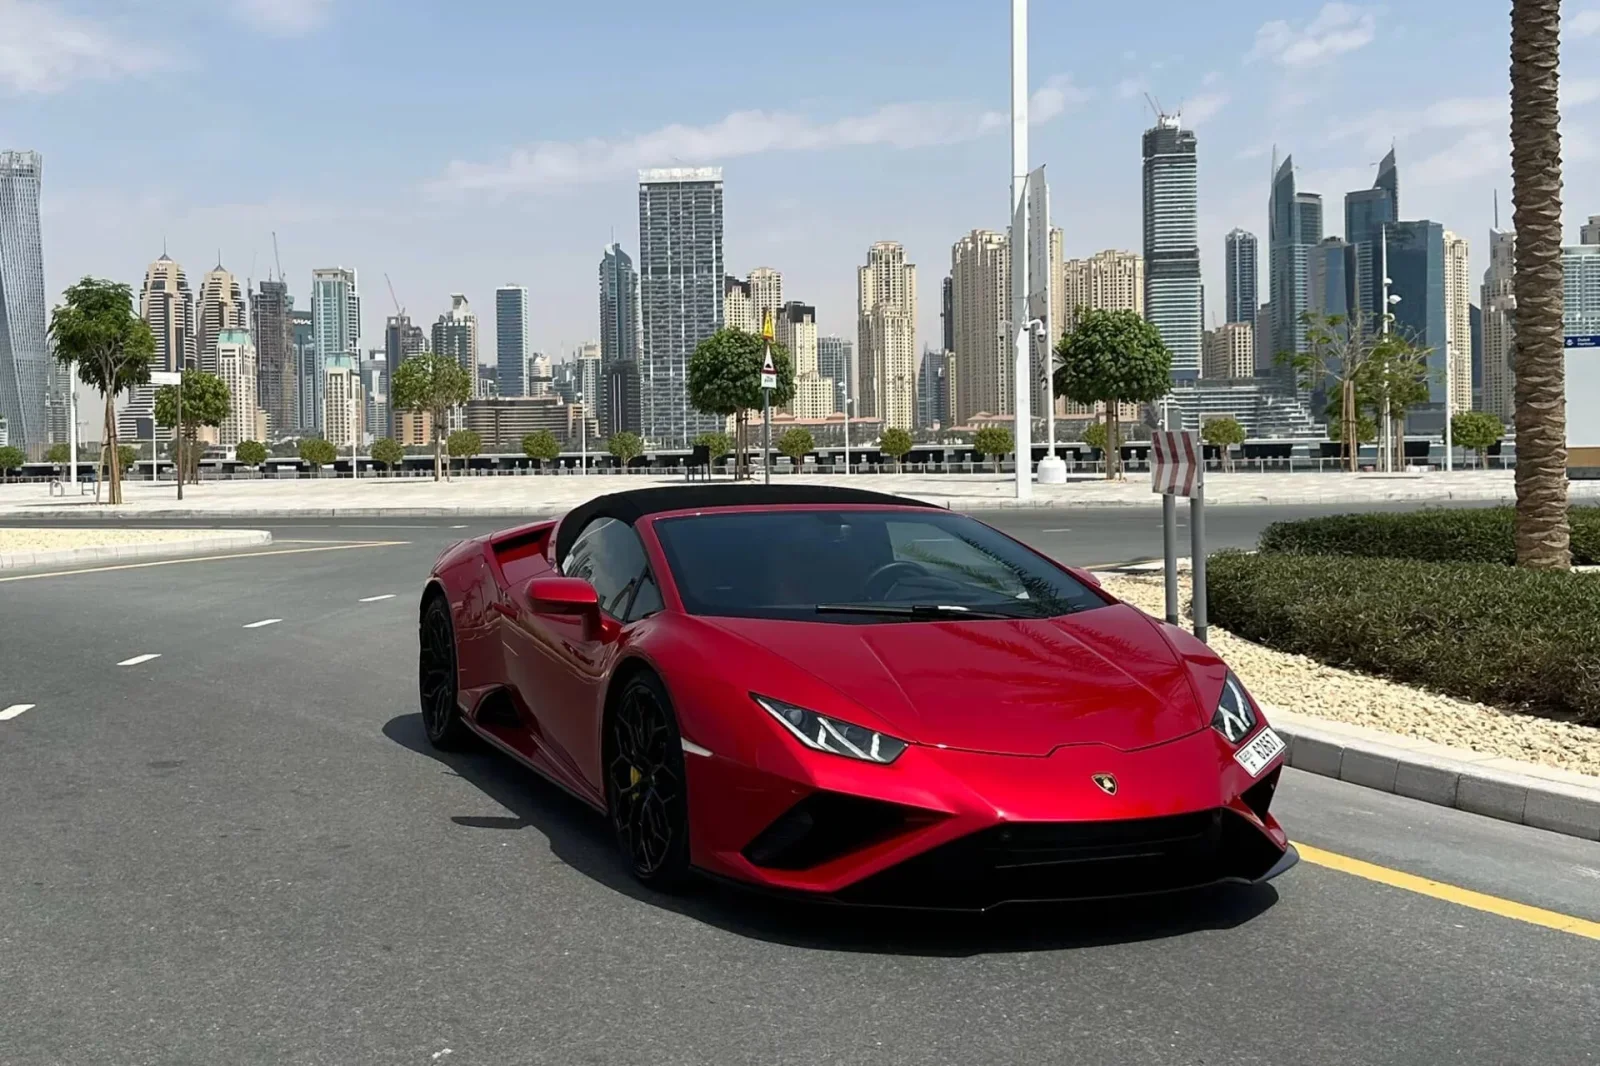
[271,231,284,284]
[385,273,405,318]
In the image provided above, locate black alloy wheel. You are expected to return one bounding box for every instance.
[419,596,471,750]
[606,673,692,890]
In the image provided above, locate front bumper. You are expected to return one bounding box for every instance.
[687,726,1292,910]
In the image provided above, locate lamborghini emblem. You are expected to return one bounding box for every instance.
[1092,773,1118,796]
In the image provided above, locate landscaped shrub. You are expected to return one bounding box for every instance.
[1207,551,1600,725]
[1257,506,1600,567]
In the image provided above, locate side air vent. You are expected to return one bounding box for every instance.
[1241,766,1281,823]
[742,792,916,871]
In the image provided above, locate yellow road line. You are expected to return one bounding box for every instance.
[0,541,410,582]
[1297,843,1600,942]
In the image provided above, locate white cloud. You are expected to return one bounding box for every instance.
[435,79,1093,195]
[232,0,334,35]
[1181,92,1230,124]
[1249,3,1377,66]
[1568,8,1600,37]
[0,0,166,93]
[1409,130,1505,188]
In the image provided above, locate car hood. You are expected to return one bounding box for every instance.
[697,604,1208,757]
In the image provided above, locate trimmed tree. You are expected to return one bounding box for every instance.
[0,445,25,481]
[693,431,732,461]
[47,278,157,504]
[521,429,561,469]
[1452,411,1504,469]
[1202,416,1246,472]
[391,353,473,481]
[1510,0,1569,569]
[45,442,71,466]
[235,440,268,468]
[878,427,913,469]
[117,445,139,478]
[1081,420,1108,456]
[299,436,337,472]
[155,370,230,484]
[1329,414,1379,447]
[687,328,794,480]
[1055,308,1172,480]
[1280,310,1391,471]
[776,427,814,468]
[371,436,404,475]
[972,426,1014,474]
[447,429,482,474]
[607,431,644,468]
[1355,337,1432,471]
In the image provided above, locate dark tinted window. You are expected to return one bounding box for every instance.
[561,518,659,621]
[651,509,1104,622]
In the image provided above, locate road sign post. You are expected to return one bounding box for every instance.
[1152,429,1207,641]
[761,312,777,486]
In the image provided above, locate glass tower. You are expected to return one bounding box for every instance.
[1224,229,1258,325]
[1142,117,1201,382]
[495,286,529,399]
[0,150,48,454]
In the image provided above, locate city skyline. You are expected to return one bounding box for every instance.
[11,0,1600,368]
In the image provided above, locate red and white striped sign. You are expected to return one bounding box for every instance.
[1152,430,1203,497]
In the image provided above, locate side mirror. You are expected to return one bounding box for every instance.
[527,575,601,618]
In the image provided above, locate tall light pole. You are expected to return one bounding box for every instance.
[842,392,852,475]
[67,374,78,489]
[1009,0,1033,500]
[577,390,587,475]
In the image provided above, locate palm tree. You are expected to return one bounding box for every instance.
[1510,0,1570,569]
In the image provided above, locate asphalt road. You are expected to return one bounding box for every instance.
[2,511,1597,1065]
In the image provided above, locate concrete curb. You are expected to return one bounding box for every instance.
[0,530,273,571]
[1266,706,1600,842]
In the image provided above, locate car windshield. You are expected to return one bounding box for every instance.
[650,508,1106,622]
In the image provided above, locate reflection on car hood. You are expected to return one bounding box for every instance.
[699,604,1207,757]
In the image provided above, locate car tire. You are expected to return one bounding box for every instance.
[418,595,473,750]
[606,672,692,892]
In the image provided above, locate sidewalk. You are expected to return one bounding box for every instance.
[0,528,272,571]
[3,470,1593,518]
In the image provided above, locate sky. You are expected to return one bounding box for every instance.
[5,0,1600,369]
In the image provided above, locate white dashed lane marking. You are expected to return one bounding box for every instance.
[242,618,282,629]
[359,594,396,603]
[117,654,161,667]
[0,704,36,721]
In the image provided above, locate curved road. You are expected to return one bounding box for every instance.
[1,508,1596,1064]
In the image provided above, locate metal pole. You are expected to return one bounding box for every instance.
[843,393,851,475]
[763,389,772,486]
[1443,344,1454,472]
[1190,484,1208,642]
[1380,228,1392,474]
[1163,493,1179,625]
[176,369,184,501]
[579,392,586,475]
[67,374,78,488]
[1009,0,1032,501]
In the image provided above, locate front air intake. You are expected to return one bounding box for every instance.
[742,792,915,871]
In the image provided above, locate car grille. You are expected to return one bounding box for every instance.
[835,808,1282,910]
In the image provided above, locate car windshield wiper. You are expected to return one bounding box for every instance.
[814,603,1023,620]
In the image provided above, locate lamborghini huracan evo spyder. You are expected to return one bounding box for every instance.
[418,485,1296,910]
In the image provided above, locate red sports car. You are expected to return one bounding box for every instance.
[419,485,1296,909]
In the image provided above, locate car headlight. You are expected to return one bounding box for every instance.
[1211,672,1258,745]
[752,694,908,764]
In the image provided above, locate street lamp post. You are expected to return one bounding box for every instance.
[1009,0,1033,501]
[842,393,852,475]
[578,391,587,475]
[67,375,77,489]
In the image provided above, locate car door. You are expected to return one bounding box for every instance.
[503,517,663,794]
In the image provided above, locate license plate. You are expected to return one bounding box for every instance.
[1234,727,1286,777]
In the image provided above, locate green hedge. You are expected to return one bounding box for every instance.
[1257,506,1600,567]
[1207,551,1600,725]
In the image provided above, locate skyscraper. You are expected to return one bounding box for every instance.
[1443,231,1472,417]
[1061,250,1145,331]
[253,279,294,438]
[748,267,782,326]
[1565,244,1600,345]
[723,275,755,333]
[1386,220,1448,431]
[941,276,955,354]
[0,150,49,454]
[1345,148,1399,323]
[817,335,852,415]
[310,268,360,436]
[777,301,832,419]
[1142,114,1201,381]
[123,253,197,442]
[215,329,260,448]
[638,168,724,446]
[195,264,247,374]
[1583,216,1600,246]
[950,229,1010,425]
[292,309,315,433]
[1269,154,1324,374]
[1308,237,1352,319]
[599,243,642,437]
[495,285,529,398]
[917,348,951,429]
[1224,229,1258,325]
[361,348,387,443]
[1203,323,1256,380]
[431,293,477,375]
[858,242,917,430]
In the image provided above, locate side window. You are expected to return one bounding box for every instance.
[562,517,658,622]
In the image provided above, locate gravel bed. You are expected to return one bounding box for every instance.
[1098,572,1600,777]
[0,528,217,551]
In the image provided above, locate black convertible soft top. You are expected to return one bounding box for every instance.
[552,484,938,564]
